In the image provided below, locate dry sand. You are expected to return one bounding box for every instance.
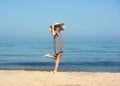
[0,69,120,86]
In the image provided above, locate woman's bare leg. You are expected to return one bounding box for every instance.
[54,53,61,73]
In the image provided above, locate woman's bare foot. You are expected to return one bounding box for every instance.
[50,70,57,73]
[44,54,56,59]
[53,70,57,73]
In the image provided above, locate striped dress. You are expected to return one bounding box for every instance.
[54,30,64,54]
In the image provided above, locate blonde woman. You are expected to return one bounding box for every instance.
[44,23,65,73]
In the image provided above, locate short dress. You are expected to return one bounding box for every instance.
[54,30,64,54]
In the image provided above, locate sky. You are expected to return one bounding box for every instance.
[0,0,120,40]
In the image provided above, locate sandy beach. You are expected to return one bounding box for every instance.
[0,69,119,86]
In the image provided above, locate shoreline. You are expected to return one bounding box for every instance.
[0,68,120,73]
[0,68,69,72]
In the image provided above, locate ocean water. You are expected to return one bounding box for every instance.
[0,39,120,72]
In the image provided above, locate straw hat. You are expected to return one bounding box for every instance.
[49,23,65,31]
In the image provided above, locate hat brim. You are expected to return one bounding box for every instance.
[49,23,65,32]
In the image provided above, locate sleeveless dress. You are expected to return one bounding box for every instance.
[54,30,64,54]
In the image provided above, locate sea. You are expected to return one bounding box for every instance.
[0,39,120,72]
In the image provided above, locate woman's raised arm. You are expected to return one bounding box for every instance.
[51,25,56,36]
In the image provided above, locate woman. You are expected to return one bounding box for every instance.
[44,23,65,73]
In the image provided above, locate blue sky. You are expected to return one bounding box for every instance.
[0,0,120,40]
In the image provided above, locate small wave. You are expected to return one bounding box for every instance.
[60,61,120,66]
[0,62,54,66]
[0,54,38,57]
